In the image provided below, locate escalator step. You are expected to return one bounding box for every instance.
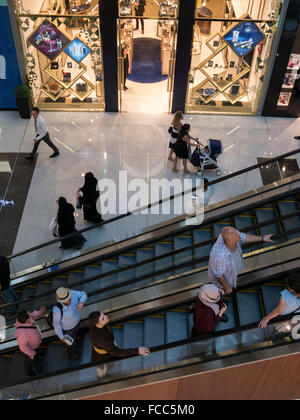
[44,342,80,374]
[188,313,194,337]
[154,243,173,280]
[144,316,165,347]
[68,271,85,290]
[34,283,53,308]
[100,261,118,286]
[143,316,166,369]
[17,287,37,312]
[0,358,12,385]
[51,277,69,291]
[236,291,266,346]
[261,284,283,314]
[118,255,136,283]
[214,299,239,353]
[193,229,212,268]
[121,322,144,373]
[84,266,102,293]
[9,353,27,383]
[166,311,188,364]
[80,332,92,365]
[112,326,123,348]
[278,201,300,240]
[256,209,281,245]
[173,236,193,275]
[236,291,262,325]
[136,249,154,279]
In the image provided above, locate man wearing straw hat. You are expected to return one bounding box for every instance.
[53,287,87,360]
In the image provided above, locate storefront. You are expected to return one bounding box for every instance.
[185,0,284,115]
[12,0,105,111]
[263,0,300,117]
[10,0,286,115]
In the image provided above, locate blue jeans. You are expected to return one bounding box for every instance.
[1,287,19,302]
[1,287,19,313]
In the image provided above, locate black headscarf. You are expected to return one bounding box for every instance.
[57,197,75,233]
[81,172,99,202]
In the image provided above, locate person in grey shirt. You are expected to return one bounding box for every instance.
[25,107,59,161]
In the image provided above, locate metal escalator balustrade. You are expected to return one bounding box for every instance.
[0,274,298,399]
[2,190,300,327]
[8,148,300,280]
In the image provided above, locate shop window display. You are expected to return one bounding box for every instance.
[186,0,284,115]
[13,0,104,111]
[119,0,179,19]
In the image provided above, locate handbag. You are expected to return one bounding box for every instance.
[76,197,82,210]
[49,218,58,238]
[274,304,300,333]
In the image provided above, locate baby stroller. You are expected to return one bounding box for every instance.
[190,139,223,177]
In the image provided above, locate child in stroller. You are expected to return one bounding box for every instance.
[190,139,223,177]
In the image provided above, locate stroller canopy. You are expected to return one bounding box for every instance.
[208,139,223,160]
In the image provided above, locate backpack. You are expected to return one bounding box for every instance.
[47,303,64,329]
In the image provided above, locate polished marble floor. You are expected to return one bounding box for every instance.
[1,110,300,273]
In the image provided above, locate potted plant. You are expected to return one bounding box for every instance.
[15,84,32,119]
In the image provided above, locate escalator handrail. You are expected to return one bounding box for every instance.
[8,147,300,261]
[9,173,300,289]
[3,210,300,313]
[0,309,298,393]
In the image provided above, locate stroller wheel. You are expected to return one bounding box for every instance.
[196,170,203,177]
[216,170,222,176]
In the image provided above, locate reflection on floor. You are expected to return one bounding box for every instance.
[2,110,299,266]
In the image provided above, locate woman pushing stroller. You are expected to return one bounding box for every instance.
[173,124,200,174]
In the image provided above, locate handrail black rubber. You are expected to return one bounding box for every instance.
[8,147,300,261]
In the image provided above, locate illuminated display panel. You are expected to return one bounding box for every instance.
[28,19,70,61]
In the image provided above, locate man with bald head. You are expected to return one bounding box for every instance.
[208,227,273,295]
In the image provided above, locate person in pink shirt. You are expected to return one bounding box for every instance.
[15,307,46,377]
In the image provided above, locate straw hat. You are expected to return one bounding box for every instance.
[56,287,71,304]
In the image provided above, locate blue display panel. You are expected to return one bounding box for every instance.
[0,2,22,108]
[224,21,265,57]
[65,37,91,63]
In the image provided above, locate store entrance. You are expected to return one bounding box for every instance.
[118,17,177,113]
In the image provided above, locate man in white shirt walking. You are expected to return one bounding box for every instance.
[25,107,60,161]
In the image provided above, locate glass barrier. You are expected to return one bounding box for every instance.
[8,149,300,280]
[0,318,296,400]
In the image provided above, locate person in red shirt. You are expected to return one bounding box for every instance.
[192,284,228,337]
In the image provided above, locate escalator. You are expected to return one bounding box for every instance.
[0,164,300,397]
[0,270,297,399]
[3,184,300,324]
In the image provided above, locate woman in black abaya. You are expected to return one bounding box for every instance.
[77,172,103,223]
[57,197,86,249]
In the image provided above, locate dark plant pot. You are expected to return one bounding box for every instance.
[16,97,32,119]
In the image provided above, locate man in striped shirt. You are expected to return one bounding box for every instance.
[208,227,273,295]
